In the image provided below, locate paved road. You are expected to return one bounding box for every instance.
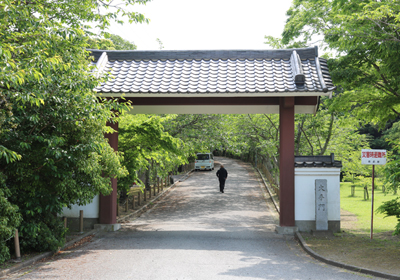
[10,157,375,279]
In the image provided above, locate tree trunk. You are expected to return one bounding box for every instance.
[319,113,335,155]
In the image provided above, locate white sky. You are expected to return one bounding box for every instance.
[108,0,294,50]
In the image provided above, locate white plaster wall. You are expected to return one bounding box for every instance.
[295,168,341,221]
[61,195,99,218]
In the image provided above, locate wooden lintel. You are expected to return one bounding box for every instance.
[281,97,295,109]
[110,96,318,107]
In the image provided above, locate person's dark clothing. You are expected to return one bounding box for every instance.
[218,179,226,192]
[216,167,228,193]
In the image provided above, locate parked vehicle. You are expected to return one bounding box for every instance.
[195,153,214,171]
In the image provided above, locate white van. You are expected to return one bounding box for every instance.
[195,153,214,171]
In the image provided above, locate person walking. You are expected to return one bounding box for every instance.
[216,164,228,193]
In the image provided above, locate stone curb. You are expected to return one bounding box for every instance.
[0,229,99,278]
[255,167,280,213]
[0,170,193,278]
[0,251,54,278]
[295,232,400,279]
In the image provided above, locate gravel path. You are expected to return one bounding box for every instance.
[9,157,377,280]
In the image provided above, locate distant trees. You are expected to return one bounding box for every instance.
[87,33,138,50]
[213,101,368,182]
[117,114,229,192]
[118,115,186,192]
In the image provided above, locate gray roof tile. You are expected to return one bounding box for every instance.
[91,48,335,94]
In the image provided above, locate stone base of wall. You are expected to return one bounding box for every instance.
[295,220,340,233]
[65,218,99,232]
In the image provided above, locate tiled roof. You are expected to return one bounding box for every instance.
[90,48,335,95]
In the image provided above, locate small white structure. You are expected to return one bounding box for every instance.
[294,155,341,232]
[62,195,99,230]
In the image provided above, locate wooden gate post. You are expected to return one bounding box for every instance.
[279,97,295,228]
[99,121,118,226]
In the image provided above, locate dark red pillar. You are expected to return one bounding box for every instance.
[99,121,118,224]
[279,97,295,227]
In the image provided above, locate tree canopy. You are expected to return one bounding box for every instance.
[87,33,138,50]
[118,114,186,191]
[0,0,148,257]
[280,0,400,124]
[270,0,400,234]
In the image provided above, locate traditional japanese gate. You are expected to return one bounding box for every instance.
[91,47,335,233]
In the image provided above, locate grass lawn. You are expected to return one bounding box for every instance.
[340,182,399,234]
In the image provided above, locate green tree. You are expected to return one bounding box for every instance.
[0,185,22,263]
[118,114,185,191]
[280,0,400,124]
[163,114,228,155]
[87,33,137,50]
[377,197,400,235]
[219,99,369,184]
[279,0,400,234]
[106,33,137,50]
[382,125,400,196]
[0,0,147,258]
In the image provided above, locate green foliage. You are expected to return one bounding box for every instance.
[277,0,400,233]
[106,34,137,50]
[225,114,280,172]
[264,35,307,49]
[87,33,137,50]
[119,113,231,192]
[219,97,369,177]
[118,115,185,191]
[163,114,228,154]
[264,32,370,177]
[281,0,400,124]
[0,145,21,164]
[381,123,400,194]
[357,121,396,150]
[342,174,372,190]
[383,145,400,194]
[383,121,400,147]
[2,61,129,252]
[0,181,22,263]
[377,198,400,235]
[0,0,146,258]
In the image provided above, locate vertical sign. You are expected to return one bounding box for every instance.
[315,179,328,231]
[361,149,386,239]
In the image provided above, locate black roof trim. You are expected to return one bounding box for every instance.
[294,154,342,168]
[290,51,305,86]
[88,47,319,62]
[315,57,328,92]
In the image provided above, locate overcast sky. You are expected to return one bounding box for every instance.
[108,0,293,50]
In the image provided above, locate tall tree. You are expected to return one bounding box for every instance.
[281,0,400,124]
[0,0,148,257]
